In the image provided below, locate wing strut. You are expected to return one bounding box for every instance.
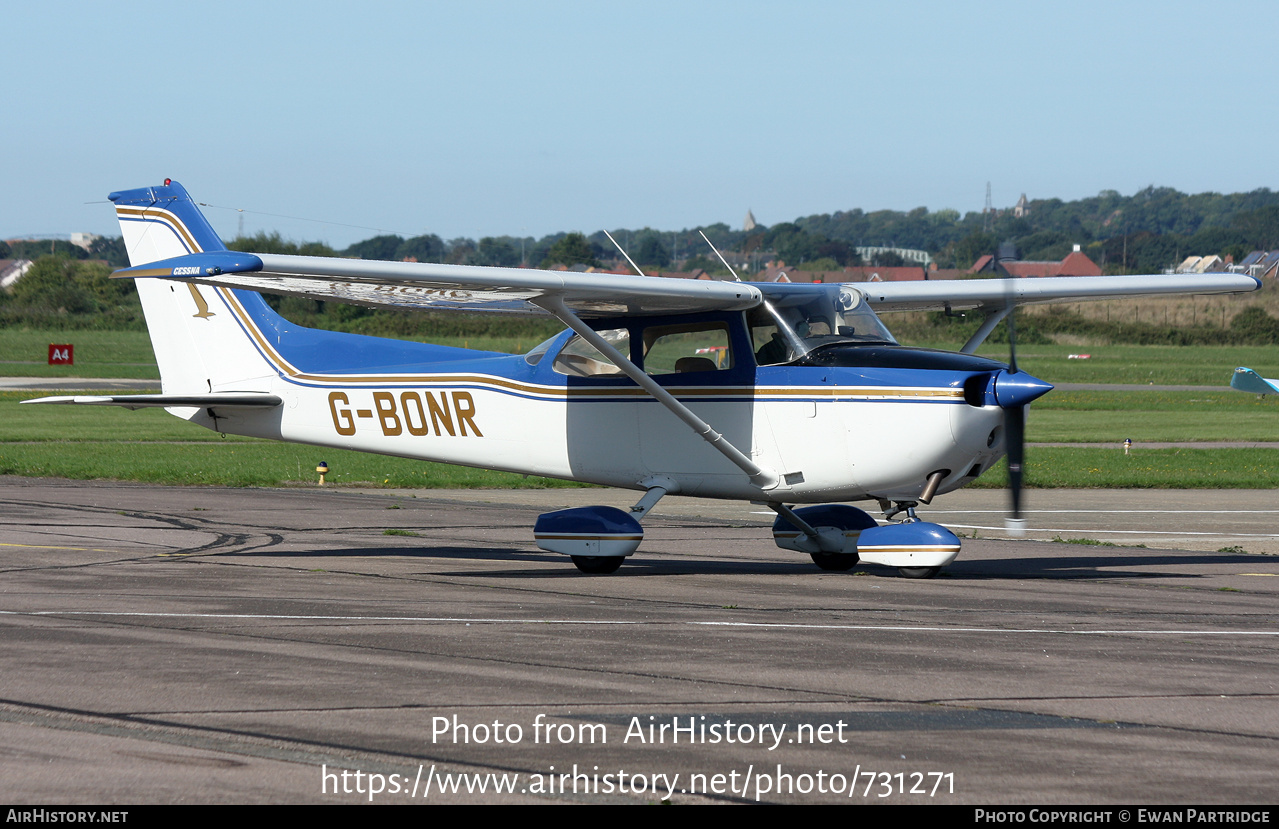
[536,295,780,491]
[960,305,1012,354]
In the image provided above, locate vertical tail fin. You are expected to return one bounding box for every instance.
[110,180,227,264]
[110,181,278,394]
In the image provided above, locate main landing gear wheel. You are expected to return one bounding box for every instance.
[810,552,858,571]
[897,566,941,579]
[571,555,624,574]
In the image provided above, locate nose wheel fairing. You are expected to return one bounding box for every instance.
[854,521,961,570]
[771,503,960,578]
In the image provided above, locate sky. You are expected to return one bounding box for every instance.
[7,0,1278,249]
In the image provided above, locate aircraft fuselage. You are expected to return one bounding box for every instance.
[188,292,1014,505]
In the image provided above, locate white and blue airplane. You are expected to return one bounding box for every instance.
[25,181,1262,576]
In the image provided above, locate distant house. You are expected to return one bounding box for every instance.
[1175,255,1225,274]
[854,246,932,266]
[1234,251,1266,272]
[654,269,712,281]
[969,246,1101,277]
[1262,254,1279,280]
[837,266,927,283]
[926,263,968,281]
[70,233,100,251]
[0,259,33,290]
[1231,251,1279,280]
[548,263,632,274]
[754,265,926,284]
[755,266,798,282]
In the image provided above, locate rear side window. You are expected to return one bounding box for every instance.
[642,323,732,375]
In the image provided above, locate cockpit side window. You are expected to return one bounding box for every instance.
[750,314,791,366]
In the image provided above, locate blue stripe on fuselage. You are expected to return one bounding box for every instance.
[226,286,515,374]
[223,287,977,400]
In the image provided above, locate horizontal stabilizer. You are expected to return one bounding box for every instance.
[21,393,282,411]
[1230,367,1279,395]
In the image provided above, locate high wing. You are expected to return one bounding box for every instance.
[114,250,1260,317]
[861,273,1262,312]
[113,251,763,318]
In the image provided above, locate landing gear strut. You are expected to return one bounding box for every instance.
[770,504,876,572]
[770,501,962,578]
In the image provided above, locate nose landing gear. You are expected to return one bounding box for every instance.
[771,501,960,579]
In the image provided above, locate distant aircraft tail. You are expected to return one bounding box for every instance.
[110,181,278,395]
[1231,367,1279,395]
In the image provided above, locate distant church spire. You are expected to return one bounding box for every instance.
[743,209,757,232]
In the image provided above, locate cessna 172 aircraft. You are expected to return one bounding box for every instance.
[25,181,1262,576]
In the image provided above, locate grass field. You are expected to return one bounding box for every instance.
[3,327,1278,489]
[0,394,587,488]
[5,328,1279,386]
[0,329,551,380]
[910,341,1279,386]
[969,448,1279,489]
[3,387,1276,489]
[8,389,1275,445]
[0,330,160,379]
[1030,390,1279,442]
[0,440,590,489]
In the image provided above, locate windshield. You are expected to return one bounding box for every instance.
[751,283,896,365]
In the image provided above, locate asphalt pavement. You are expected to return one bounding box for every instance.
[1,478,1276,804]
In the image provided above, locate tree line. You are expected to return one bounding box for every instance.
[7,185,1279,333]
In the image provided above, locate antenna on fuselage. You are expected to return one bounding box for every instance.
[603,230,647,278]
[699,230,743,282]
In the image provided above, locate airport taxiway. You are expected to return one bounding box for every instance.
[0,477,1276,804]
